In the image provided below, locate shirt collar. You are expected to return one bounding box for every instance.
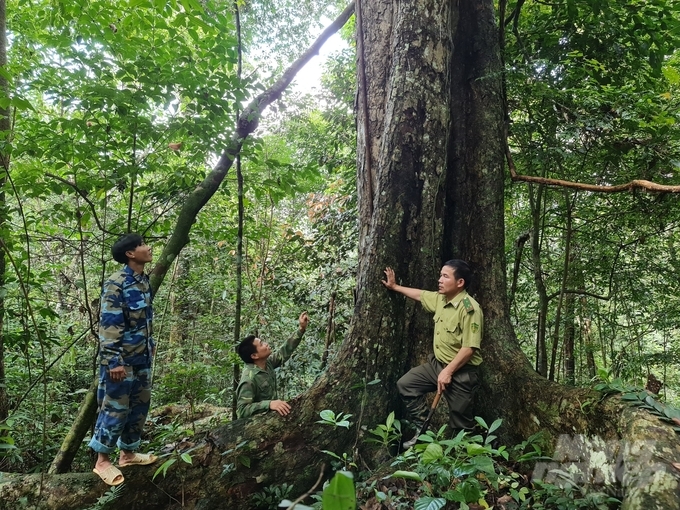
[123,264,147,283]
[444,289,468,308]
[245,362,266,372]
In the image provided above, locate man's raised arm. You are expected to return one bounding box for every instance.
[270,311,309,369]
[381,267,422,302]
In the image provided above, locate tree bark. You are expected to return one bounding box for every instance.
[231,153,243,421]
[529,184,549,376]
[509,232,529,308]
[564,291,576,385]
[231,0,244,422]
[0,0,9,424]
[320,292,336,369]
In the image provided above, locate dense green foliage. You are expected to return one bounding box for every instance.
[504,0,680,394]
[264,412,622,509]
[0,0,356,472]
[1,1,680,508]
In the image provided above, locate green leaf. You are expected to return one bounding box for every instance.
[152,458,176,480]
[466,443,490,456]
[644,395,666,414]
[468,455,495,474]
[457,479,482,502]
[422,443,443,464]
[442,490,467,503]
[663,406,680,420]
[488,418,502,434]
[391,470,422,481]
[386,411,395,430]
[319,410,336,422]
[621,393,641,401]
[238,455,250,468]
[180,453,192,464]
[663,66,680,85]
[321,450,342,461]
[321,471,355,510]
[414,497,446,510]
[10,97,34,111]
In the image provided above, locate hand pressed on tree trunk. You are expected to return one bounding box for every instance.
[269,400,291,416]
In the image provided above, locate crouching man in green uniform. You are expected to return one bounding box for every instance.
[382,260,483,448]
[236,312,309,418]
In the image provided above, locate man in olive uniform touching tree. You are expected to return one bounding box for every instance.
[236,312,309,419]
[383,260,483,448]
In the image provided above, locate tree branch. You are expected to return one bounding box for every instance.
[546,288,611,301]
[505,140,680,193]
[149,1,356,292]
[44,173,115,235]
[288,464,325,510]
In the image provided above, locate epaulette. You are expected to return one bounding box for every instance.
[462,297,474,313]
[107,270,129,286]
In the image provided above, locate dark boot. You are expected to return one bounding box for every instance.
[402,433,420,449]
[401,396,428,449]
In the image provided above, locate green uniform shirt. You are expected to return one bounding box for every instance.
[236,329,305,419]
[421,289,483,366]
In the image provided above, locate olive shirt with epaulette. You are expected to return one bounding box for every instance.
[99,265,154,369]
[420,289,483,366]
[236,328,305,419]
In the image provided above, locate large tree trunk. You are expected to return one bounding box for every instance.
[2,1,680,509]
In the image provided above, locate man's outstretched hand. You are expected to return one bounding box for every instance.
[382,267,397,290]
[270,400,291,416]
[299,311,309,332]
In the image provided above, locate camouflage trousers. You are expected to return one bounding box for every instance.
[397,354,480,433]
[88,364,152,454]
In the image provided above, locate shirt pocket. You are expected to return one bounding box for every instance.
[442,316,462,346]
[123,300,148,332]
[258,379,274,399]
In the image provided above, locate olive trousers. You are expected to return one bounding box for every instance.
[397,354,480,433]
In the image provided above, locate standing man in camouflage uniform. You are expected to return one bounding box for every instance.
[236,312,309,419]
[90,233,157,485]
[382,260,483,448]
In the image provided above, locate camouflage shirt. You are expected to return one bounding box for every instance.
[99,265,154,369]
[236,328,305,419]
